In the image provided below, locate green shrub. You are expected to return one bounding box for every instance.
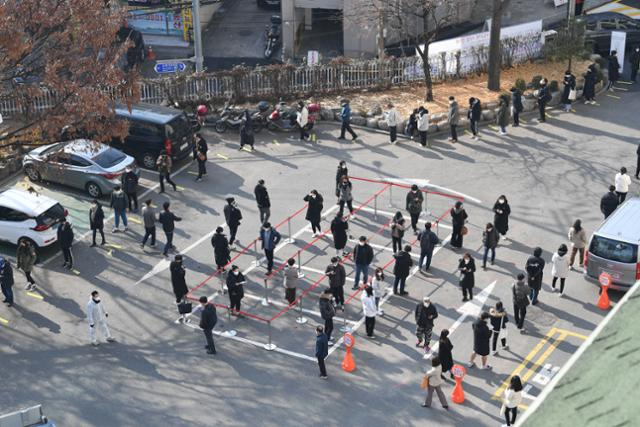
[515,78,527,93]
[549,80,559,92]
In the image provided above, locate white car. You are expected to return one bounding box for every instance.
[0,188,67,251]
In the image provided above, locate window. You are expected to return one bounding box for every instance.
[36,203,65,227]
[618,19,640,30]
[93,148,126,169]
[166,114,190,139]
[69,155,92,167]
[0,206,30,222]
[590,236,638,264]
[129,121,162,137]
[599,20,617,30]
[49,153,71,165]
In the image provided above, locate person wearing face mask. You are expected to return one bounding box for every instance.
[335,161,348,197]
[110,185,128,233]
[141,199,157,249]
[630,46,640,82]
[385,102,400,144]
[260,222,282,275]
[525,247,545,305]
[0,257,15,307]
[296,101,310,141]
[468,97,482,140]
[282,258,300,305]
[450,201,468,249]
[319,288,336,345]
[405,185,424,235]
[226,265,246,316]
[482,223,499,270]
[16,239,37,291]
[330,213,349,257]
[197,296,217,355]
[418,222,439,272]
[86,290,115,346]
[458,253,476,302]
[361,285,377,338]
[353,236,374,291]
[223,197,243,249]
[415,296,438,351]
[89,199,106,247]
[493,195,511,238]
[393,244,413,296]
[170,255,190,322]
[390,211,406,254]
[304,190,324,237]
[447,96,459,143]
[254,179,271,225]
[211,227,231,273]
[325,257,346,309]
[338,99,358,141]
[469,311,492,370]
[338,176,355,217]
[417,106,429,147]
[370,268,385,315]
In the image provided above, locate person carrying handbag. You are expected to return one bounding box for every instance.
[489,301,509,355]
[421,356,449,409]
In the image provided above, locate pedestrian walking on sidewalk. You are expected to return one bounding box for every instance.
[260,222,281,275]
[630,46,640,82]
[525,247,545,305]
[330,213,349,257]
[315,326,329,378]
[156,150,177,193]
[393,244,413,295]
[468,97,481,139]
[493,195,511,238]
[438,329,455,379]
[335,161,348,196]
[497,94,509,135]
[198,296,217,354]
[353,236,374,290]
[319,289,336,344]
[194,133,208,181]
[608,51,620,91]
[501,375,523,426]
[297,101,310,141]
[421,356,449,409]
[583,64,597,104]
[254,179,271,225]
[361,286,377,338]
[326,257,346,309]
[110,185,128,233]
[536,79,550,122]
[418,222,439,272]
[551,244,570,296]
[239,110,255,151]
[385,103,400,144]
[0,257,15,307]
[482,223,499,269]
[450,201,468,249]
[417,106,429,147]
[121,166,139,211]
[170,255,190,322]
[490,301,509,355]
[391,211,406,254]
[141,199,157,249]
[282,258,300,305]
[304,190,324,236]
[371,268,385,314]
[211,227,231,272]
[469,312,492,369]
[57,217,74,269]
[600,185,619,219]
[223,197,242,249]
[337,176,355,217]
[510,87,523,127]
[458,253,476,301]
[89,199,106,247]
[406,185,424,235]
[568,219,587,269]
[561,70,576,112]
[415,296,438,352]
[447,96,459,142]
[86,290,115,346]
[338,99,358,140]
[615,167,632,203]
[512,273,531,333]
[16,240,36,291]
[159,202,181,257]
[227,265,246,315]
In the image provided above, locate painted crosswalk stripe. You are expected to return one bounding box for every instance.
[27,292,43,300]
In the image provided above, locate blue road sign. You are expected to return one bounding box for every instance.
[154,62,186,74]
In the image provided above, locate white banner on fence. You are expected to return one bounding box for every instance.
[610,31,626,73]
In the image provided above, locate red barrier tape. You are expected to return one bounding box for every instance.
[183,298,271,323]
[348,176,464,201]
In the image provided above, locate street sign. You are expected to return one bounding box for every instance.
[154,62,186,74]
[599,272,613,287]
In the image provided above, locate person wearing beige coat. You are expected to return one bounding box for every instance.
[567,219,587,268]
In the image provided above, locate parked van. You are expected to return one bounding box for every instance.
[585,198,640,290]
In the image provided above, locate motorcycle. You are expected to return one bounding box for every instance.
[264,16,281,59]
[266,102,320,133]
[215,103,263,134]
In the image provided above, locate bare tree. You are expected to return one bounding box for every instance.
[487,0,511,91]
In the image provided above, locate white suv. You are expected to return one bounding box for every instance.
[0,189,67,251]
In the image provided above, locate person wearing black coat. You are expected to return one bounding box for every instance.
[489,301,509,354]
[537,79,550,122]
[304,190,324,236]
[469,312,492,369]
[630,46,640,82]
[583,64,597,104]
[510,88,523,127]
[326,257,346,308]
[468,97,482,139]
[159,201,182,257]
[57,217,74,269]
[239,110,255,151]
[315,326,329,378]
[561,70,576,112]
[0,257,15,307]
[525,247,545,305]
[194,133,208,181]
[459,253,476,301]
[330,213,349,257]
[608,51,620,90]
[254,179,271,225]
[415,297,438,350]
[121,168,139,212]
[393,245,413,295]
[635,144,640,179]
[319,288,336,343]
[198,296,217,354]
[211,227,231,272]
[170,255,189,303]
[600,185,619,219]
[226,265,246,315]
[493,195,511,237]
[438,329,455,379]
[335,161,348,196]
[450,201,468,248]
[223,197,242,248]
[418,222,439,272]
[89,199,106,247]
[352,237,374,290]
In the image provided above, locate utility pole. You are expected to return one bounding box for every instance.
[192,0,204,72]
[567,0,576,71]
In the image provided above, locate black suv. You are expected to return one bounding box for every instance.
[112,103,194,170]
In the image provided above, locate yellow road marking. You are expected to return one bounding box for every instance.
[464,130,473,135]
[606,94,621,99]
[26,292,43,300]
[216,153,229,160]
[72,269,80,275]
[570,108,577,113]
[520,333,567,384]
[107,243,122,249]
[272,139,280,145]
[555,328,588,340]
[0,317,8,325]
[107,249,113,257]
[489,125,499,131]
[129,217,142,225]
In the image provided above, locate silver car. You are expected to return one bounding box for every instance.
[23,139,139,198]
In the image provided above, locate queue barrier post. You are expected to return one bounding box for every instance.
[424,191,430,217]
[374,194,378,220]
[340,302,352,333]
[219,270,226,295]
[253,240,260,266]
[263,321,277,351]
[388,183,393,207]
[262,278,270,307]
[297,251,305,278]
[286,216,295,244]
[295,295,308,324]
[221,305,237,337]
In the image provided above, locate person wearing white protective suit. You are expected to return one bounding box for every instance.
[86,290,115,346]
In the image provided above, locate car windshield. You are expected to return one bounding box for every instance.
[93,148,126,169]
[36,203,65,226]
[590,235,638,264]
[165,114,191,139]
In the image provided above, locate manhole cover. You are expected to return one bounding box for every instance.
[527,305,557,327]
[238,30,253,37]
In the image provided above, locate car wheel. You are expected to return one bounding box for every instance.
[17,237,39,261]
[25,165,41,182]
[214,121,227,134]
[142,152,157,170]
[85,182,102,198]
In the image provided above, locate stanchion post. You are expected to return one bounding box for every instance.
[295,295,308,324]
[436,220,440,239]
[262,278,270,306]
[253,240,260,266]
[219,271,225,294]
[263,320,276,351]
[424,191,430,217]
[222,306,237,337]
[388,183,393,207]
[374,194,378,220]
[340,302,352,333]
[286,216,295,244]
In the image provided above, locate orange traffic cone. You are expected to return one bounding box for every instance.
[342,347,356,372]
[147,46,156,61]
[598,285,611,310]
[451,376,465,404]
